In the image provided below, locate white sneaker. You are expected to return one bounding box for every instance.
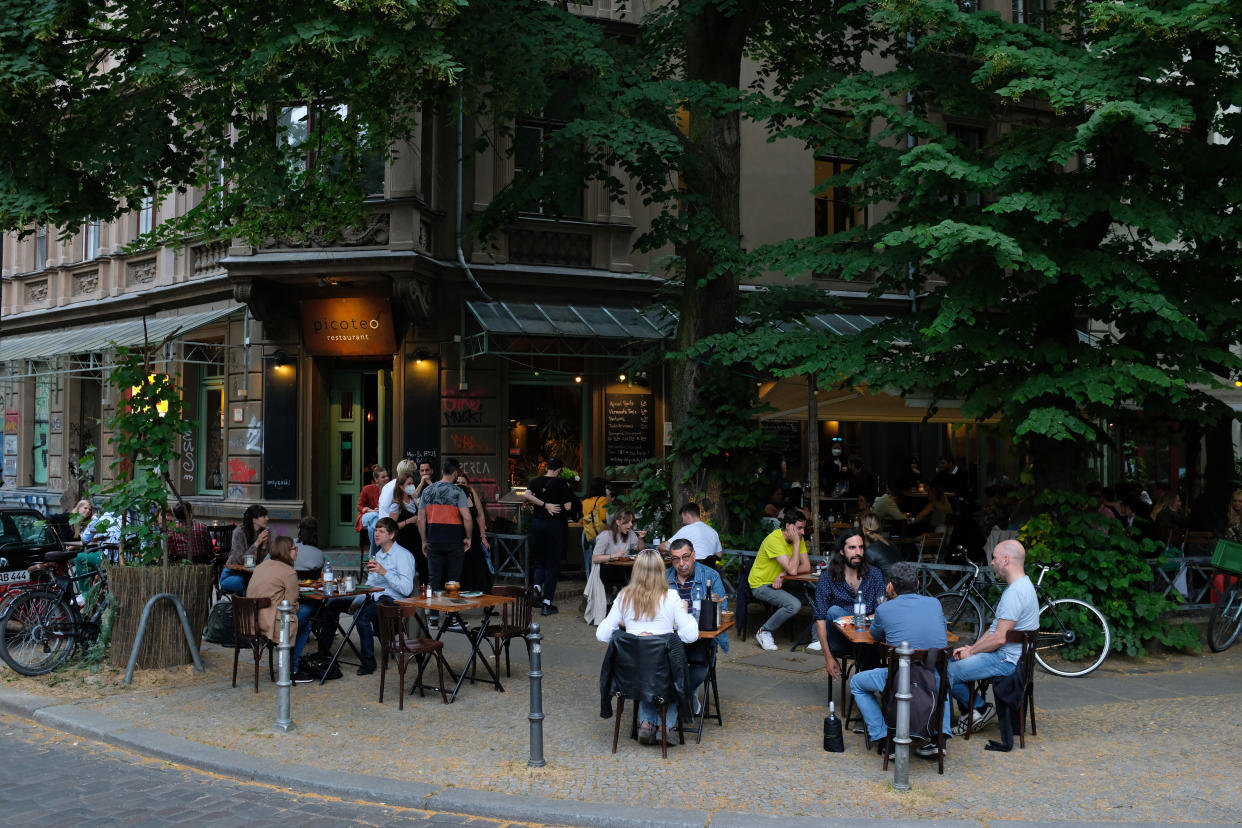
[755,629,778,651]
[806,638,823,652]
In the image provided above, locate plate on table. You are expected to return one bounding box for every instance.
[460,591,484,598]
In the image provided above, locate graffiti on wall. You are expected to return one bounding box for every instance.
[228,457,258,483]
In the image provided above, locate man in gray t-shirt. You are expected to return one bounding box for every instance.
[946,540,1039,736]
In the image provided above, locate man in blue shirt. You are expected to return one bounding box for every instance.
[849,561,950,752]
[948,539,1040,736]
[316,517,415,675]
[666,539,729,711]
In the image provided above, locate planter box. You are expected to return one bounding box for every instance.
[107,564,215,670]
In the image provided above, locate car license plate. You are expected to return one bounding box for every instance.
[0,570,31,585]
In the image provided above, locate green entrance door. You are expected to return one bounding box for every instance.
[324,367,390,549]
[326,372,363,548]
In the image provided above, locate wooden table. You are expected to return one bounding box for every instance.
[600,551,671,569]
[396,593,516,702]
[299,585,384,685]
[832,616,959,646]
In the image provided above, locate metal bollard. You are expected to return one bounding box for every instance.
[526,621,545,767]
[274,599,295,733]
[891,640,912,792]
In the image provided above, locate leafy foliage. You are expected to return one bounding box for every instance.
[1021,491,1199,656]
[0,0,461,241]
[80,347,192,566]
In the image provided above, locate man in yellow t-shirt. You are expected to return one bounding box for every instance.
[748,508,812,651]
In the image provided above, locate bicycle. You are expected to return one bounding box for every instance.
[932,552,1111,678]
[0,548,110,676]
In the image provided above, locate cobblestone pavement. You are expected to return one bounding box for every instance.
[2,588,1241,826]
[0,714,560,828]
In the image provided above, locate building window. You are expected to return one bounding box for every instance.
[947,124,987,207]
[32,370,51,486]
[138,197,155,237]
[1013,0,1047,28]
[814,157,863,236]
[277,103,385,195]
[513,80,584,219]
[83,221,100,261]
[185,341,226,494]
[34,225,47,271]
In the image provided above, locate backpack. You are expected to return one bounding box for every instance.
[581,496,608,543]
[884,652,942,740]
[202,600,234,646]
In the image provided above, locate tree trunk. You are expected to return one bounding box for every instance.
[669,2,756,535]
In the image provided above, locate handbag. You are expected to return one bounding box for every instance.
[300,652,343,681]
[202,600,234,646]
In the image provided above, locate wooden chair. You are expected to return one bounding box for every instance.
[880,645,952,775]
[477,585,533,679]
[961,629,1037,747]
[606,633,686,759]
[733,556,768,641]
[231,596,275,693]
[918,533,945,564]
[377,603,449,709]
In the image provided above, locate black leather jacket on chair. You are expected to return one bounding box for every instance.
[599,631,691,723]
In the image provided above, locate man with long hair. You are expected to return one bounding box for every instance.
[810,528,885,670]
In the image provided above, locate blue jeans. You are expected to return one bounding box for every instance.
[851,666,951,741]
[292,604,313,672]
[219,571,246,594]
[947,650,1016,712]
[638,700,678,730]
[360,511,380,555]
[752,584,802,633]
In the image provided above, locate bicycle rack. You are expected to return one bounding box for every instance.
[123,592,206,685]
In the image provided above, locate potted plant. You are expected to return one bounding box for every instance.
[82,344,215,670]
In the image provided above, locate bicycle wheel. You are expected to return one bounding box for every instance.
[935,592,984,647]
[1035,598,1110,677]
[1206,583,1242,653]
[0,590,77,676]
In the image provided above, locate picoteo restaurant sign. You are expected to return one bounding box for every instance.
[299,296,396,356]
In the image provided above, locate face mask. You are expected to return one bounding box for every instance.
[404,484,416,495]
[831,448,842,457]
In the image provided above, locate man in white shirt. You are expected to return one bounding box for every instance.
[947,539,1040,735]
[659,503,723,562]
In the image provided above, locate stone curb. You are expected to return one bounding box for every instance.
[0,687,1231,828]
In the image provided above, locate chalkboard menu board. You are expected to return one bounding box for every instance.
[263,358,298,500]
[760,420,802,464]
[605,393,654,468]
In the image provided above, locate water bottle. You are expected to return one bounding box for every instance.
[854,594,865,628]
[824,701,844,752]
[323,559,335,592]
[691,581,704,620]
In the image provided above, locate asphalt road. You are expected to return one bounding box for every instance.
[0,713,563,828]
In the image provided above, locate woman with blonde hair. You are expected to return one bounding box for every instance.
[595,549,699,744]
[859,513,900,583]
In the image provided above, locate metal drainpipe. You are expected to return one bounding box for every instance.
[456,91,492,304]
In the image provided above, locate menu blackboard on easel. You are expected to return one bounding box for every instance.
[605,393,654,468]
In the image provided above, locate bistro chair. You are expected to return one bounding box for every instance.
[231,596,275,693]
[918,532,946,564]
[377,603,449,709]
[733,556,767,641]
[880,645,952,775]
[961,629,1037,747]
[477,585,533,679]
[604,632,688,759]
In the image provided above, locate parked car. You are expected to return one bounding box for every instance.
[0,507,65,593]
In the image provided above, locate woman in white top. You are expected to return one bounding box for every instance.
[596,550,699,742]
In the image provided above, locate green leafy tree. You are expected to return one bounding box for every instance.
[0,0,460,241]
[701,0,1242,499]
[80,346,193,566]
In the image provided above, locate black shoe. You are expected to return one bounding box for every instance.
[292,670,315,684]
[916,740,942,759]
[356,661,377,676]
[541,604,559,616]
